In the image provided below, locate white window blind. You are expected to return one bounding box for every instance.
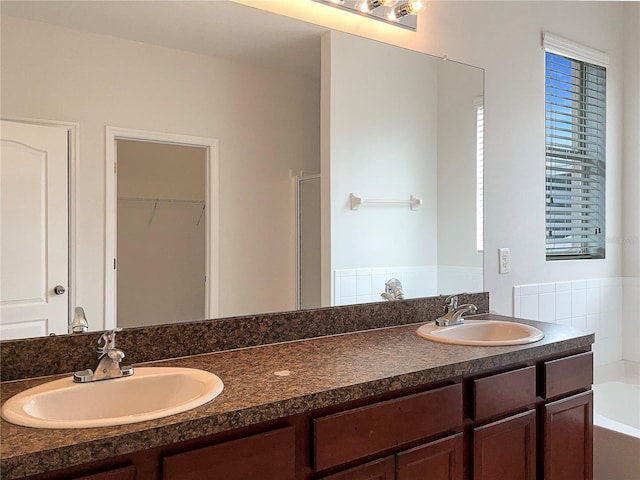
[474,97,484,253]
[544,35,607,260]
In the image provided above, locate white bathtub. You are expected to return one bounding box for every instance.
[593,362,640,480]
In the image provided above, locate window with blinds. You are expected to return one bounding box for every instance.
[545,49,606,260]
[475,98,484,253]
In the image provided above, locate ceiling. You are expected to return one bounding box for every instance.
[0,0,325,78]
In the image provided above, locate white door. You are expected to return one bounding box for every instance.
[0,120,69,339]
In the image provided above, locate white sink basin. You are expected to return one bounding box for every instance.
[1,367,223,429]
[417,320,544,346]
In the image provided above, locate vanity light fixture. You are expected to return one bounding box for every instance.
[314,0,425,31]
[357,0,397,14]
[389,0,426,20]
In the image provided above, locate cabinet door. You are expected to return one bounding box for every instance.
[162,426,295,480]
[473,410,536,480]
[543,390,593,480]
[396,433,463,480]
[320,456,395,480]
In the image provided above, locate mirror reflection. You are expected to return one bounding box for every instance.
[0,1,483,339]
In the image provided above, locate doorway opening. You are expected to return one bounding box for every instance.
[105,128,218,329]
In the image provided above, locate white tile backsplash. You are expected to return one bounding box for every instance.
[334,265,439,306]
[539,293,556,321]
[571,288,587,317]
[340,275,357,297]
[571,315,587,331]
[513,276,637,367]
[586,288,600,314]
[538,283,555,294]
[556,291,572,320]
[520,295,539,320]
[356,275,371,295]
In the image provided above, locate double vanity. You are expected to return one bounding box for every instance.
[0,294,594,480]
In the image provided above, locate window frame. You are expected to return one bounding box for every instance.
[474,96,484,253]
[543,32,608,261]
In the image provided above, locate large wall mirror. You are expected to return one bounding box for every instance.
[0,0,484,339]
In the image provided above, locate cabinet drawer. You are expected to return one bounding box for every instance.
[543,352,593,399]
[314,384,463,472]
[73,466,136,480]
[319,456,395,480]
[473,366,536,421]
[163,426,295,480]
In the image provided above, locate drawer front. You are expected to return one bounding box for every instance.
[473,366,536,421]
[163,426,295,480]
[319,456,395,480]
[314,384,463,472]
[74,466,136,480]
[543,352,593,399]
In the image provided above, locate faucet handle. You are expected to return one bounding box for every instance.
[107,348,125,362]
[444,295,458,312]
[97,328,122,356]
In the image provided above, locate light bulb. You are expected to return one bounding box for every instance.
[355,0,370,12]
[392,0,426,19]
[362,0,397,13]
[406,0,426,14]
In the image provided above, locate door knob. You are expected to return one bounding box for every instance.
[54,285,66,295]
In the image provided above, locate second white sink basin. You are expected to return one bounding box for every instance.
[417,320,544,346]
[1,367,223,429]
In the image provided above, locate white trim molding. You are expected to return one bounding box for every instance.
[542,31,610,67]
[104,126,219,329]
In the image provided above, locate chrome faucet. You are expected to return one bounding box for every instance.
[70,306,89,334]
[381,278,405,301]
[73,329,134,383]
[435,295,478,326]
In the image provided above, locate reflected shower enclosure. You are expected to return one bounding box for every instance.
[294,173,321,309]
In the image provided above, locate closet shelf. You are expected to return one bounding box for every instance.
[117,196,204,205]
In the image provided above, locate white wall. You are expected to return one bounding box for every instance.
[437,59,484,292]
[622,2,640,279]
[247,0,634,317]
[621,2,640,363]
[324,31,439,303]
[1,16,320,328]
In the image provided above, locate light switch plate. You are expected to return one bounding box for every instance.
[498,248,511,274]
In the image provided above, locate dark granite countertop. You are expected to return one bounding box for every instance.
[0,314,593,479]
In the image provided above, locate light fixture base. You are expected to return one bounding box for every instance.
[313,0,418,31]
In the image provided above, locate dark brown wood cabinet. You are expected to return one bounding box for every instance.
[24,349,593,480]
[313,384,463,480]
[473,410,537,480]
[319,434,464,480]
[320,457,395,480]
[543,391,593,480]
[72,466,136,480]
[162,426,296,480]
[313,384,463,472]
[396,433,464,480]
